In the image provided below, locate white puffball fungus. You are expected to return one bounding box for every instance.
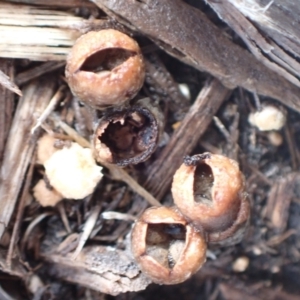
[178,83,191,100]
[248,105,286,131]
[267,131,283,146]
[33,179,63,207]
[37,134,58,164]
[44,143,103,199]
[232,256,249,273]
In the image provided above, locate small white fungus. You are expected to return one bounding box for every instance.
[37,134,58,165]
[232,256,249,272]
[248,105,286,131]
[267,131,283,146]
[44,143,103,199]
[33,179,63,207]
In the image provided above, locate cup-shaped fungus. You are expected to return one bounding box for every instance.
[93,98,163,166]
[65,29,145,110]
[172,153,249,245]
[131,206,207,285]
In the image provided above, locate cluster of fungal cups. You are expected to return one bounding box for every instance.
[66,29,162,166]
[65,30,250,285]
[131,153,250,285]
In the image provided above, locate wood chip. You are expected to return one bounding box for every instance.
[266,173,300,232]
[42,246,151,295]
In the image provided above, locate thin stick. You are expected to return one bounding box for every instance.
[31,86,65,134]
[6,161,35,268]
[0,70,22,96]
[72,205,101,260]
[57,202,71,234]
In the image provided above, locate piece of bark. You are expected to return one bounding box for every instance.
[144,78,230,200]
[207,0,300,88]
[42,246,151,296]
[0,77,56,240]
[92,0,300,113]
[0,59,15,163]
[265,173,300,233]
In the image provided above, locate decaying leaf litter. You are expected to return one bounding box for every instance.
[1,0,300,299]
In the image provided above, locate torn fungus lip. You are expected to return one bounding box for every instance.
[131,206,207,285]
[171,153,250,245]
[93,98,163,167]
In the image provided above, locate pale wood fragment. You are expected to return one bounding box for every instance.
[0,70,21,96]
[0,3,103,61]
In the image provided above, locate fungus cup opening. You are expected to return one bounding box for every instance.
[145,223,186,269]
[95,105,158,165]
[193,162,214,206]
[78,48,137,73]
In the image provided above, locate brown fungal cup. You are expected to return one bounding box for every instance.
[93,98,163,166]
[131,206,207,285]
[172,153,249,245]
[65,29,145,109]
